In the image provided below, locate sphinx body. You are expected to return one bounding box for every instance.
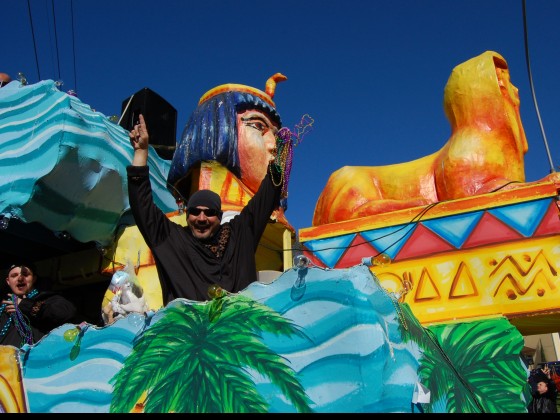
[313,51,531,225]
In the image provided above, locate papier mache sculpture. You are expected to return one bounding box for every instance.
[313,50,560,226]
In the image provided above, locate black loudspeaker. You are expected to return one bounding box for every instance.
[119,87,177,160]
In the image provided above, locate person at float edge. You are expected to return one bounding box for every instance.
[0,263,81,348]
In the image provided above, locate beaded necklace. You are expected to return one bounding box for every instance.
[0,288,38,345]
[271,114,314,200]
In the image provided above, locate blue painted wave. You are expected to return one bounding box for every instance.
[0,79,176,246]
[243,264,421,412]
[18,265,424,413]
[23,315,146,412]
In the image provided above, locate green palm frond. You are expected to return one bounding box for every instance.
[425,318,528,413]
[110,307,207,412]
[214,363,269,413]
[110,295,313,413]
[395,299,527,414]
[218,334,313,412]
[142,358,259,413]
[397,303,431,346]
[394,303,465,412]
[211,295,308,339]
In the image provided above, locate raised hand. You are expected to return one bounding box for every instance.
[129,114,149,151]
[2,294,17,314]
[129,114,149,166]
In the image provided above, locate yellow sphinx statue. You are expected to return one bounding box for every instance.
[312,50,555,226]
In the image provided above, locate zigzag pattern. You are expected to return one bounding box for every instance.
[304,197,559,269]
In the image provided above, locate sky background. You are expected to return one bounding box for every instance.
[3,0,560,238]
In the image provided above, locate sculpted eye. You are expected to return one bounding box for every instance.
[240,117,271,135]
[253,121,267,132]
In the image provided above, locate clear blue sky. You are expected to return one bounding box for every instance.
[3,0,560,236]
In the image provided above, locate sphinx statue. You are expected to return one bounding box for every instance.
[312,50,558,226]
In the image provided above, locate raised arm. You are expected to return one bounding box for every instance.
[129,113,149,167]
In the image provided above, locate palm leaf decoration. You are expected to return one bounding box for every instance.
[397,302,528,413]
[426,319,529,413]
[109,294,313,413]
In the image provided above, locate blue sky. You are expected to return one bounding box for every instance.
[3,0,560,236]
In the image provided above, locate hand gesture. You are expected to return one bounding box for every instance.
[129,114,149,151]
[2,294,17,314]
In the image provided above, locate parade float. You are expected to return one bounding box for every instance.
[0,51,557,413]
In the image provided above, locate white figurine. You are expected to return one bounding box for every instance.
[102,267,148,325]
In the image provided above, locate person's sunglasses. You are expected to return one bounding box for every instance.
[188,207,220,217]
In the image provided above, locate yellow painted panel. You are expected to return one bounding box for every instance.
[372,236,560,325]
[0,347,27,413]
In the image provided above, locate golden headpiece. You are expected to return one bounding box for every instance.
[198,73,287,108]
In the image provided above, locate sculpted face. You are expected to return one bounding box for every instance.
[6,265,36,297]
[496,65,528,154]
[496,66,519,106]
[237,109,279,194]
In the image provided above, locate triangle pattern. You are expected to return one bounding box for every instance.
[302,250,328,269]
[421,211,484,249]
[396,224,455,260]
[449,262,478,298]
[462,212,522,249]
[304,234,356,268]
[360,224,417,260]
[488,198,551,237]
[414,268,441,301]
[336,234,380,268]
[533,201,560,237]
